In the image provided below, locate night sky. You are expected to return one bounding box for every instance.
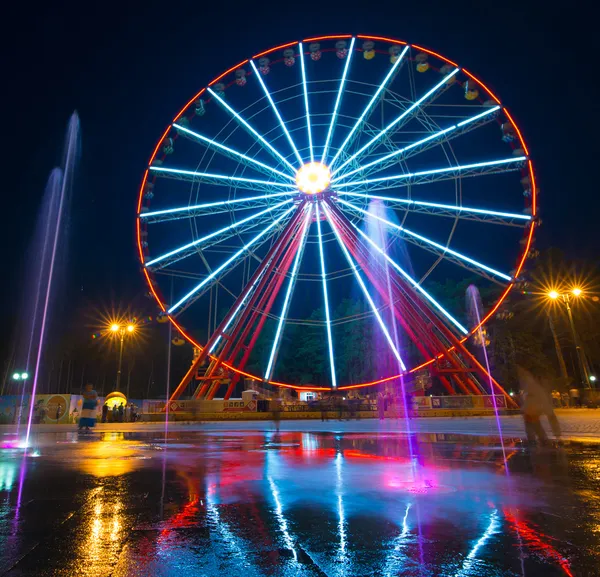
[2,0,596,366]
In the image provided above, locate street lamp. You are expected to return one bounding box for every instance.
[108,322,136,392]
[546,288,591,389]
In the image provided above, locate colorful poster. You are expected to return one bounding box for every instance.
[483,395,507,408]
[0,395,28,424]
[223,400,257,412]
[34,394,72,424]
[440,396,474,409]
[412,396,432,409]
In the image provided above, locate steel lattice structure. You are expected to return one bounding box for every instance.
[136,35,537,402]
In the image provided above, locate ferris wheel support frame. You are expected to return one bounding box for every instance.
[217,232,303,400]
[326,202,470,395]
[193,204,307,399]
[204,210,307,400]
[330,201,506,399]
[169,203,306,401]
[326,201,517,406]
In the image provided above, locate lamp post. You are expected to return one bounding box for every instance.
[12,371,29,424]
[547,288,591,389]
[110,323,135,392]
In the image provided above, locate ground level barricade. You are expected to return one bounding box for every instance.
[142,407,519,421]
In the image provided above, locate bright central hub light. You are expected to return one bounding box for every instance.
[296,162,331,194]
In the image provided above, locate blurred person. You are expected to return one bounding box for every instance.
[517,367,561,444]
[551,390,561,408]
[111,404,118,422]
[118,403,124,422]
[561,391,569,408]
[320,398,328,422]
[270,398,281,432]
[336,396,344,421]
[569,386,581,408]
[101,403,108,423]
[377,392,385,421]
[125,403,131,423]
[79,383,98,432]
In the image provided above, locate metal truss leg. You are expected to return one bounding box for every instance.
[197,204,307,399]
[169,203,306,401]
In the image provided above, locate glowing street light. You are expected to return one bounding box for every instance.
[12,372,28,381]
[546,288,591,389]
[107,321,137,393]
[590,375,597,383]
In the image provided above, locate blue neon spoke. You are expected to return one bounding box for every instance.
[455,510,499,577]
[140,191,297,220]
[298,44,314,162]
[145,200,293,268]
[333,105,500,182]
[329,46,409,171]
[336,191,530,222]
[149,165,297,186]
[207,87,297,174]
[335,156,527,187]
[322,37,355,164]
[332,68,460,177]
[208,264,271,354]
[264,205,312,380]
[316,202,337,388]
[173,123,296,181]
[347,219,469,334]
[168,206,296,313]
[323,204,407,370]
[250,59,304,166]
[337,199,512,282]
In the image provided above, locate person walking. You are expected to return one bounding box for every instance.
[101,403,109,423]
[270,398,281,432]
[569,386,581,408]
[517,367,561,444]
[320,398,328,422]
[79,383,98,432]
[377,392,385,421]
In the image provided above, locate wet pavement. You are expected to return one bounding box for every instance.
[1,426,599,576]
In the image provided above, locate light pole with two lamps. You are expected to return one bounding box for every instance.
[109,323,136,394]
[11,372,29,424]
[547,287,592,389]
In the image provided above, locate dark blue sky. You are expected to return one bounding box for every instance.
[2,0,596,361]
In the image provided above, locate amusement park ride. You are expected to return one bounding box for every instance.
[136,35,537,406]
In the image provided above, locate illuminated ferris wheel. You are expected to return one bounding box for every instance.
[136,34,536,401]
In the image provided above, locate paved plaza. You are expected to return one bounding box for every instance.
[5,409,600,440]
[1,410,599,575]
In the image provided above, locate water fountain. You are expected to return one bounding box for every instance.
[365,200,414,436]
[13,112,80,450]
[466,284,508,469]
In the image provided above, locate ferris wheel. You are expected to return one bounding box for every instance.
[136,34,536,401]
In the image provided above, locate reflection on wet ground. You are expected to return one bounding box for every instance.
[1,430,599,576]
